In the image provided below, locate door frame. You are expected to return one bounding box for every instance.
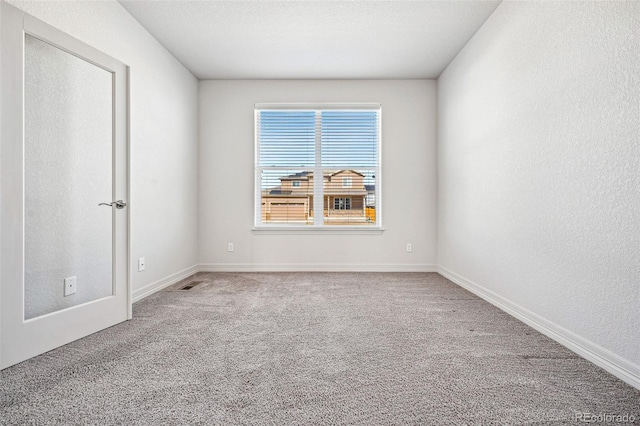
[0,2,131,369]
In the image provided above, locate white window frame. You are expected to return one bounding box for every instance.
[291,180,301,188]
[342,177,352,188]
[254,103,382,234]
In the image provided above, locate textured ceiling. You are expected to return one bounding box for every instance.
[118,0,502,80]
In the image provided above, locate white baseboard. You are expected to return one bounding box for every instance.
[437,265,640,391]
[198,263,438,272]
[132,264,199,303]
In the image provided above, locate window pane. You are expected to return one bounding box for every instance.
[323,169,375,226]
[260,170,313,225]
[258,111,316,167]
[321,111,378,168]
[256,108,379,228]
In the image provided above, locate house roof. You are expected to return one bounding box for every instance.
[330,170,364,177]
[281,171,312,181]
[267,189,292,195]
[280,170,366,181]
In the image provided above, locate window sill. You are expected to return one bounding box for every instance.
[252,226,384,235]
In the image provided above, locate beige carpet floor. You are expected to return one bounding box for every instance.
[1,272,638,425]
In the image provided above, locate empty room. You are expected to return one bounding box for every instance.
[1,0,638,424]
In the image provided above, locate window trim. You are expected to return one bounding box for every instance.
[252,226,384,235]
[254,103,382,231]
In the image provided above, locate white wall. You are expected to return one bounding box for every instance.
[199,80,437,270]
[438,0,639,375]
[7,0,200,295]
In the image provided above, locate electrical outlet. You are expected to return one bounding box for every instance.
[64,276,76,297]
[138,257,145,271]
[228,243,234,252]
[406,243,412,253]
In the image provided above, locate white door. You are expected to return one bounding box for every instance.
[0,4,130,369]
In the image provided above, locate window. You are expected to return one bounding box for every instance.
[334,198,351,210]
[255,104,380,228]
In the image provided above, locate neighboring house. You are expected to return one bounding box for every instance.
[261,170,374,224]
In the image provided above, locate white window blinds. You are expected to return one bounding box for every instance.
[257,111,316,168]
[321,111,378,168]
[255,105,380,227]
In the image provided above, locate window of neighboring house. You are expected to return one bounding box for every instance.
[255,104,380,228]
[334,197,351,210]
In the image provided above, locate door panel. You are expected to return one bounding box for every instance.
[24,34,114,319]
[0,4,130,369]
